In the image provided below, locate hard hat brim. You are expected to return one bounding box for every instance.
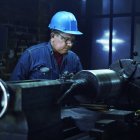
[48,26,83,35]
[61,30,83,35]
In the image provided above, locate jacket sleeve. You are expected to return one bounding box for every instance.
[10,50,31,81]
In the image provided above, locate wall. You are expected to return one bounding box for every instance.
[0,0,56,80]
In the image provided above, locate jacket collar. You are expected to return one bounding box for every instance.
[48,41,53,55]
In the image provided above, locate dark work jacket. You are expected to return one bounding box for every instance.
[10,42,82,81]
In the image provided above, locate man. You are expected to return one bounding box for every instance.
[10,11,83,140]
[10,11,83,81]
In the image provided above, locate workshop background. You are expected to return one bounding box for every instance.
[0,0,140,80]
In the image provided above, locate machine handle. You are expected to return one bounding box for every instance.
[0,79,9,118]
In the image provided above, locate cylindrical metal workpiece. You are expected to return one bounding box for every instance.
[73,69,122,101]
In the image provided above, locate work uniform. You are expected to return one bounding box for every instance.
[10,42,82,81]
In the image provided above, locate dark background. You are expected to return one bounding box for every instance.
[0,0,140,80]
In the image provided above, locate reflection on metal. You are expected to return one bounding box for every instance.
[73,69,122,101]
[0,80,9,118]
[96,30,125,52]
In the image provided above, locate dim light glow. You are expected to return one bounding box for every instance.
[96,30,125,52]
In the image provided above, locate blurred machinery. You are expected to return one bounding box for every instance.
[0,59,140,140]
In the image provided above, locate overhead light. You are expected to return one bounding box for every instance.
[96,30,125,52]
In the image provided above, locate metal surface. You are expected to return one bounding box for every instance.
[73,69,122,102]
[1,59,140,140]
[110,59,140,79]
[110,59,140,108]
[0,80,9,118]
[6,79,73,140]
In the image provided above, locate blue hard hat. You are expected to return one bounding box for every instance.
[48,11,83,35]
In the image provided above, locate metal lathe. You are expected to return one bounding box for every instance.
[0,59,140,140]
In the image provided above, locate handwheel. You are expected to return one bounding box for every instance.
[0,79,9,118]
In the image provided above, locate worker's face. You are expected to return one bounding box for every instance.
[51,32,75,54]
